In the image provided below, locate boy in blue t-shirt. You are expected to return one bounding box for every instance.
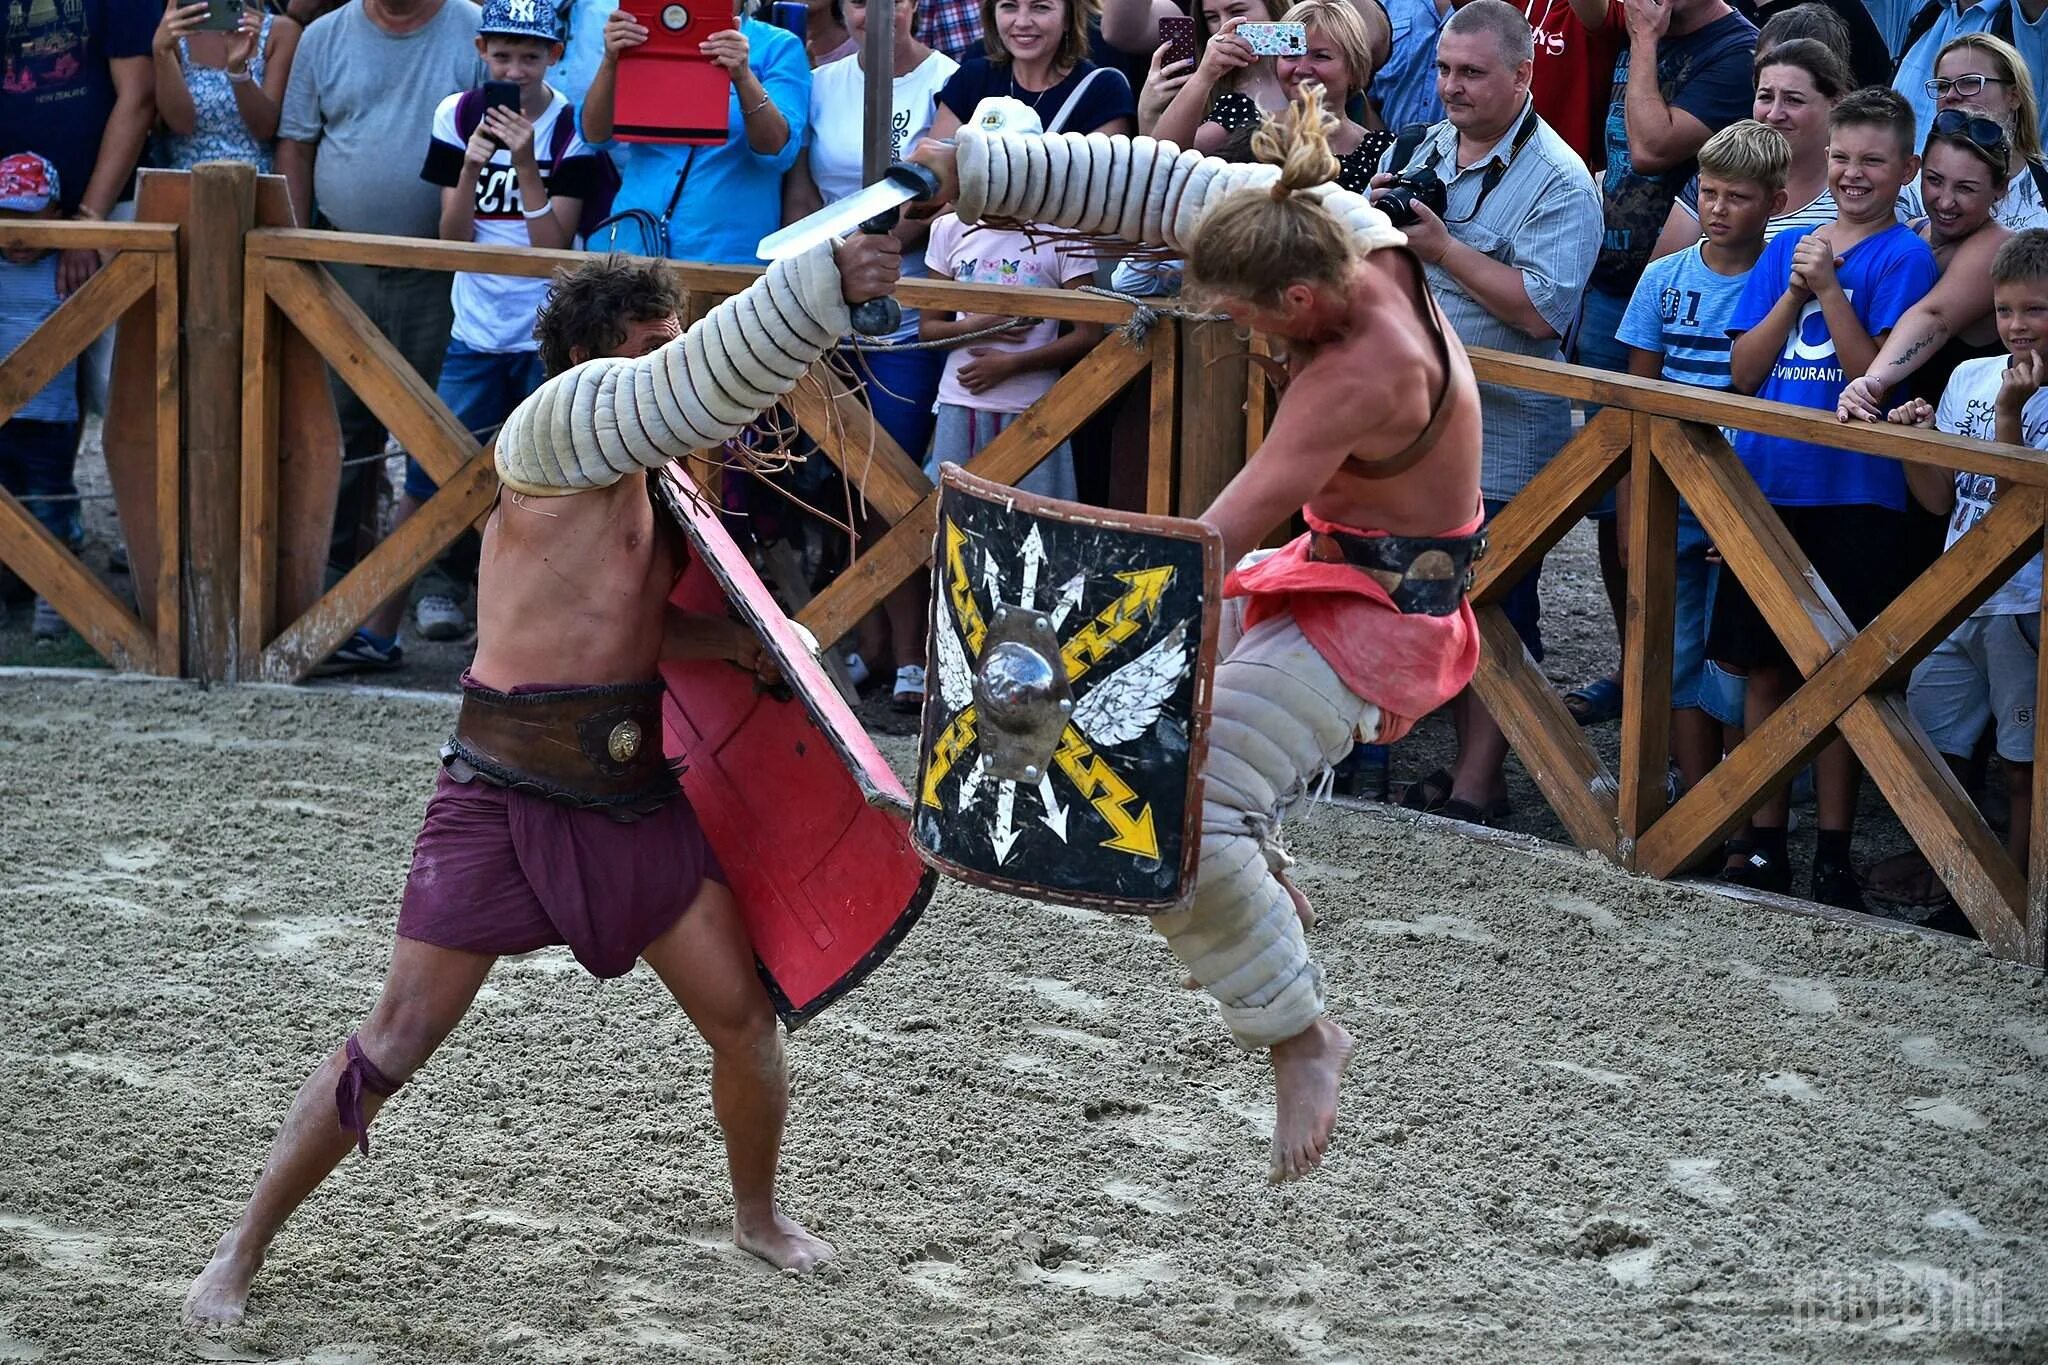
[0,152,83,643]
[1618,119,1789,798]
[1713,87,1938,909]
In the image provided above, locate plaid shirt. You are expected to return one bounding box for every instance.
[917,0,983,59]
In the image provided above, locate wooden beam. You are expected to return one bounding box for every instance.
[1617,417,1677,857]
[238,243,284,677]
[1177,319,1248,518]
[245,230,1142,324]
[1471,406,1631,603]
[0,487,154,670]
[151,251,182,675]
[2033,549,2048,968]
[1654,419,1847,672]
[1469,348,2048,485]
[0,251,153,428]
[0,220,178,253]
[262,257,483,487]
[183,160,256,682]
[1145,319,1178,517]
[780,359,932,524]
[261,454,500,681]
[797,333,1150,649]
[1467,604,1619,857]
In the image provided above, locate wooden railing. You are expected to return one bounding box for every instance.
[7,164,2045,967]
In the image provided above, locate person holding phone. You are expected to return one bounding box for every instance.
[1143,1,1289,146]
[582,0,812,264]
[151,0,302,172]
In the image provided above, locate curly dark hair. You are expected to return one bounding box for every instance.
[533,255,686,377]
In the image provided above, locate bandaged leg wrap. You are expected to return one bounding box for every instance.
[952,107,1409,259]
[1150,615,1380,1050]
[334,1033,403,1158]
[494,243,853,495]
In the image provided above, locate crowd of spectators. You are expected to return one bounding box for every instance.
[4,0,2048,926]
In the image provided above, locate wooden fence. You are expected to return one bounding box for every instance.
[3,164,2045,967]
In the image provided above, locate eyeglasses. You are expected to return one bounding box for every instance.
[1929,108,2012,164]
[1924,73,2013,99]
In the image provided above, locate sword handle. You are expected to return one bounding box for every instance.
[848,208,902,337]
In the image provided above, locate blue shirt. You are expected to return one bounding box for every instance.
[589,19,810,265]
[1370,0,1449,133]
[1591,9,1756,295]
[1729,223,1937,509]
[0,255,78,423]
[552,0,622,106]
[1869,0,2048,152]
[0,0,157,212]
[1617,242,1749,389]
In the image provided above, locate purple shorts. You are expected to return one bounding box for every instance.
[397,771,725,979]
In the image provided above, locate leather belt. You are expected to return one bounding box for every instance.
[442,680,679,814]
[1307,527,1487,617]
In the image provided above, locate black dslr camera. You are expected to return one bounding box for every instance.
[1376,166,1447,228]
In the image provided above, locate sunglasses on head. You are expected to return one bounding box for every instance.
[1928,109,2012,167]
[1924,73,2012,100]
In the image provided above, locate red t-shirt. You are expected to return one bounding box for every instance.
[1527,0,1624,171]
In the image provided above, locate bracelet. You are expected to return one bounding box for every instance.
[522,200,554,220]
[743,92,774,116]
[226,65,254,84]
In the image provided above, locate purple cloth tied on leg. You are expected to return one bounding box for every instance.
[335,1033,402,1157]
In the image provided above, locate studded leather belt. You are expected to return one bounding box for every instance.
[1306,527,1487,618]
[442,679,679,815]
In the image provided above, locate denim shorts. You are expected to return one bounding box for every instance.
[406,341,546,501]
[1908,613,2040,764]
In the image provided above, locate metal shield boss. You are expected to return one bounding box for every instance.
[914,466,1224,912]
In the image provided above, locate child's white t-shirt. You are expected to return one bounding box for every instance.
[924,213,1093,414]
[1937,354,2048,616]
[423,87,602,354]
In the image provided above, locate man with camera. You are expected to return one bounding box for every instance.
[1370,0,1601,824]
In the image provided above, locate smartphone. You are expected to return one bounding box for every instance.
[194,0,243,33]
[614,0,737,144]
[482,79,521,115]
[1158,14,1197,66]
[1238,21,1307,57]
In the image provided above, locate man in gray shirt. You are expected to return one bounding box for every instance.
[279,0,483,669]
[1372,0,1603,823]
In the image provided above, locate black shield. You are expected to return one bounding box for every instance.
[914,465,1223,913]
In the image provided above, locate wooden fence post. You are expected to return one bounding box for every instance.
[1176,318,1247,517]
[184,161,255,681]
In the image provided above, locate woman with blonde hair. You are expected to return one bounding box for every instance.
[1153,0,1390,183]
[910,86,1482,1182]
[1915,32,2047,232]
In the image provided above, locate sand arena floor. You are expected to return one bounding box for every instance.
[1,674,2044,1363]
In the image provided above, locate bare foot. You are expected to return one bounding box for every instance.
[1267,1017,1356,1183]
[183,1233,262,1326]
[735,1208,835,1273]
[1277,868,1315,931]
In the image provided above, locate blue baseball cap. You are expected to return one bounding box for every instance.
[477,0,564,43]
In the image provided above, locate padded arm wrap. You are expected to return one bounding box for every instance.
[955,125,1409,260]
[495,242,853,495]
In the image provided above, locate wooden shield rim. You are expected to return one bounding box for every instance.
[919,464,1225,915]
[656,466,911,816]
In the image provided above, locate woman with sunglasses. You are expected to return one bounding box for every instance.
[1915,33,2048,234]
[1839,112,2014,420]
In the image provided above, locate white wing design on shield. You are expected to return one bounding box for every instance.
[1071,621,1188,749]
[934,584,975,714]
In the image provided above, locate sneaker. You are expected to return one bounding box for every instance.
[1722,845,1792,895]
[316,629,404,675]
[31,597,67,642]
[891,663,926,713]
[415,593,471,642]
[107,541,130,574]
[1810,860,1868,913]
[841,651,871,688]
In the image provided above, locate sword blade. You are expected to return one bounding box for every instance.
[756,176,917,260]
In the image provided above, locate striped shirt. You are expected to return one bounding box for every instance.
[1617,242,1751,389]
[1379,101,1605,501]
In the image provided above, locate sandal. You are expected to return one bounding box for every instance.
[1561,676,1624,727]
[1439,795,1511,828]
[1399,767,1454,814]
[1858,850,1953,907]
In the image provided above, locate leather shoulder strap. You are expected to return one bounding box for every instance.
[1340,249,1457,481]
